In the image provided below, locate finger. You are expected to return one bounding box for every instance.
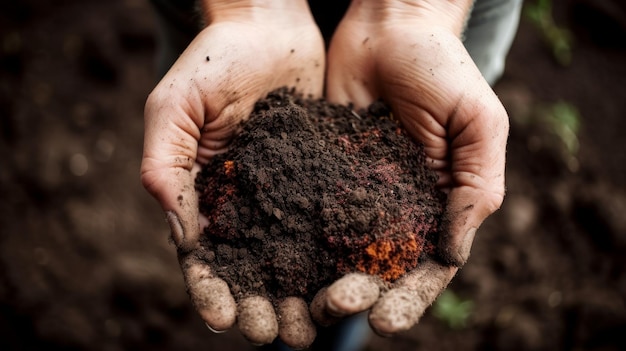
[238,296,279,345]
[369,260,456,335]
[325,21,377,109]
[142,87,203,252]
[325,273,381,317]
[181,256,237,331]
[438,90,508,266]
[278,297,316,350]
[437,189,482,266]
[309,287,341,327]
[148,172,199,253]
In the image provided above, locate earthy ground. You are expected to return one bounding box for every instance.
[1,0,625,350]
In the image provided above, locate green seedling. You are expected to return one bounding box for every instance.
[524,0,574,66]
[514,100,582,172]
[544,101,581,156]
[515,100,581,157]
[433,289,474,329]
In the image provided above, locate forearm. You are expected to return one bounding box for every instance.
[197,0,314,24]
[346,0,475,36]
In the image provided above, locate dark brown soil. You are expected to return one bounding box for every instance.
[195,89,445,302]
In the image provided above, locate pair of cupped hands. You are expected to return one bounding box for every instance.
[141,0,508,349]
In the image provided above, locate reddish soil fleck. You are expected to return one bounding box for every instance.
[194,88,446,303]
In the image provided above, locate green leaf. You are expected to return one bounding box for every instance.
[432,290,474,329]
[546,101,580,155]
[523,0,574,66]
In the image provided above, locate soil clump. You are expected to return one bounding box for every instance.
[195,88,446,303]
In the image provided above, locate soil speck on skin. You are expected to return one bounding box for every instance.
[195,88,446,303]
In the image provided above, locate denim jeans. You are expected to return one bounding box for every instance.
[465,0,523,85]
[149,1,522,350]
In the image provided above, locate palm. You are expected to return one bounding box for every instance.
[152,20,324,163]
[143,18,324,245]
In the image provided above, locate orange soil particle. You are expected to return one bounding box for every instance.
[224,160,235,178]
[354,234,423,281]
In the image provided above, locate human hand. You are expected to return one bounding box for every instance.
[141,0,324,347]
[316,0,508,335]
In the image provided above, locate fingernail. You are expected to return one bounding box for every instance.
[165,211,184,246]
[326,299,344,317]
[371,328,393,338]
[458,227,476,264]
[205,323,227,334]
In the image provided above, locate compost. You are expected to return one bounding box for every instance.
[194,88,446,302]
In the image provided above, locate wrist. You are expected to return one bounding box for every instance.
[198,0,314,26]
[346,0,474,36]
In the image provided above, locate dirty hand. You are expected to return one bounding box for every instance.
[317,0,508,335]
[141,0,324,347]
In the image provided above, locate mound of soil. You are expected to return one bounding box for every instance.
[194,89,446,303]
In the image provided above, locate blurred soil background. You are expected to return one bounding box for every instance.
[1,0,625,350]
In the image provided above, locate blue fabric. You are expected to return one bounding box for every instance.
[464,0,524,85]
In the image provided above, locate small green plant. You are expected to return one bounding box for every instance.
[524,0,574,66]
[544,101,581,156]
[514,100,582,172]
[432,289,474,329]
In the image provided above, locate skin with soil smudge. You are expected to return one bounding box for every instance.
[194,88,446,304]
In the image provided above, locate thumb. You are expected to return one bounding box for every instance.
[437,186,494,266]
[141,91,203,252]
[142,166,200,253]
[437,90,508,266]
